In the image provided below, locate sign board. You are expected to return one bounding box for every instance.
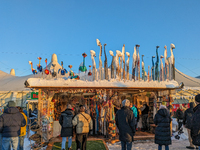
[26,92,38,100]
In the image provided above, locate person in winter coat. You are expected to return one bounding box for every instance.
[59,104,74,150]
[72,105,93,150]
[17,107,27,150]
[115,99,135,150]
[0,101,26,150]
[176,104,184,130]
[191,94,200,150]
[183,102,197,149]
[130,103,138,130]
[141,103,149,131]
[154,105,171,150]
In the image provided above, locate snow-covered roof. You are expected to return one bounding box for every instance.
[175,68,200,87]
[25,78,179,90]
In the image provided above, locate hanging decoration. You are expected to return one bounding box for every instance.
[44,59,50,75]
[37,57,43,72]
[58,61,68,75]
[88,65,92,76]
[79,53,87,72]
[29,61,37,74]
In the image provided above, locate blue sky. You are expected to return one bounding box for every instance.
[0,0,200,77]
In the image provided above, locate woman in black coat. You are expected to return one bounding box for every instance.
[154,105,171,150]
[59,104,74,150]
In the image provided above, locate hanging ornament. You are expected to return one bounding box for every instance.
[58,61,68,75]
[28,61,37,74]
[37,57,43,72]
[44,58,50,75]
[79,53,87,72]
[88,65,92,76]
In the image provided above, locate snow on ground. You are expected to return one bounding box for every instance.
[107,118,193,150]
[107,140,191,150]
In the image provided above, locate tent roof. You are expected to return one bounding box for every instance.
[175,68,200,87]
[172,99,189,104]
[0,70,33,92]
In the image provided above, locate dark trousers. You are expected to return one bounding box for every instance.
[158,145,169,150]
[178,119,183,130]
[76,133,88,150]
[121,141,132,150]
[142,114,148,130]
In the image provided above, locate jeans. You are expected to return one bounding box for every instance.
[0,133,2,150]
[2,137,19,150]
[121,141,132,150]
[62,136,72,149]
[76,134,88,150]
[18,136,25,150]
[158,145,169,150]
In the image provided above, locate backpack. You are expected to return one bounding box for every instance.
[62,113,73,128]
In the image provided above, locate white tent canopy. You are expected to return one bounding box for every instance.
[175,68,200,87]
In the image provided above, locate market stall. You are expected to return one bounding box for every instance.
[24,41,181,149]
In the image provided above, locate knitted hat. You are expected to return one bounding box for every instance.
[195,94,200,103]
[67,104,72,109]
[7,101,16,107]
[122,99,130,107]
[159,105,166,109]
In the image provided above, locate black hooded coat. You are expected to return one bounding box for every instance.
[154,108,171,145]
[183,102,194,129]
[115,106,135,142]
[191,104,200,146]
[59,109,74,137]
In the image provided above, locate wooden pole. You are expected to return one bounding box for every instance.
[169,90,172,136]
[38,89,41,125]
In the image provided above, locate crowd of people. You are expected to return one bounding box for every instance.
[1,94,200,150]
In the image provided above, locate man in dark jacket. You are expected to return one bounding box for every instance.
[141,103,149,131]
[183,102,196,149]
[0,101,26,150]
[176,104,184,130]
[191,94,200,149]
[59,104,74,150]
[115,99,135,150]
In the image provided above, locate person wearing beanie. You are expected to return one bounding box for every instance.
[154,104,171,150]
[191,94,200,149]
[176,104,184,130]
[183,102,197,149]
[115,99,135,150]
[0,101,26,150]
[59,104,74,150]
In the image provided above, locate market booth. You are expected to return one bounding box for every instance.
[24,77,181,143]
[24,42,180,147]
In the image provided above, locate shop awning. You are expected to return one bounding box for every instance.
[172,99,189,104]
